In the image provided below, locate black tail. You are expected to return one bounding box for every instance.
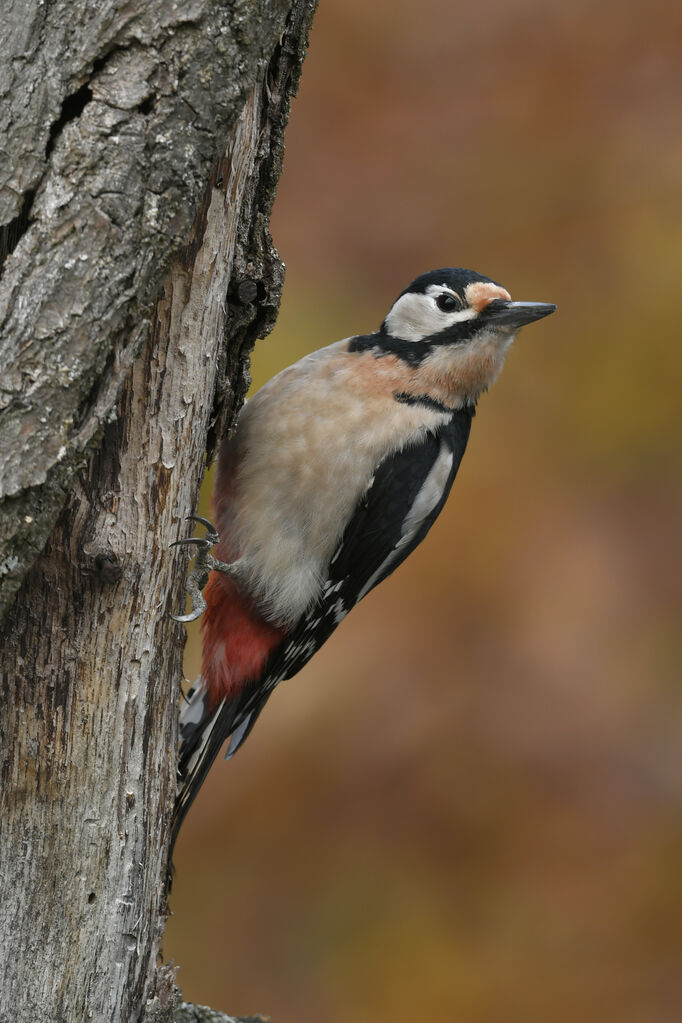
[170,678,273,856]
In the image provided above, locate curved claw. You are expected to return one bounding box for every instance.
[169,536,211,550]
[169,515,219,551]
[169,514,221,622]
[185,514,218,534]
[170,606,206,624]
[185,515,219,545]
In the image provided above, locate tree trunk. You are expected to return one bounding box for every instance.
[0,2,317,1021]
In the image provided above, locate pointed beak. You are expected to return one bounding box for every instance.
[483,300,557,329]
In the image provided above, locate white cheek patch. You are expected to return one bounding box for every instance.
[384,289,477,342]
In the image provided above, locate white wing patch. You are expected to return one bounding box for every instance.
[357,440,454,601]
[402,441,454,537]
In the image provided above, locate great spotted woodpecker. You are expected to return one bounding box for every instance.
[171,267,555,844]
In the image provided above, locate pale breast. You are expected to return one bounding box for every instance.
[225,341,452,625]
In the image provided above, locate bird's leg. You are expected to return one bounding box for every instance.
[169,515,242,623]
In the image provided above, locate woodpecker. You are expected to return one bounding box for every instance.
[171,267,555,845]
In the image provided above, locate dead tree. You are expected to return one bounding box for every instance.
[0,2,317,1021]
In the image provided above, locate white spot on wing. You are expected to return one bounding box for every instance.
[332,598,347,624]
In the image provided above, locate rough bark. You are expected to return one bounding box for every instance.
[174,1005,268,1023]
[0,2,316,1021]
[0,0,312,618]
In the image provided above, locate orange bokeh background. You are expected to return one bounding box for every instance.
[165,2,682,1020]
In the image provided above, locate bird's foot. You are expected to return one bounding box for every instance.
[169,515,241,623]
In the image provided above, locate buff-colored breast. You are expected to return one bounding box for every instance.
[220,341,452,625]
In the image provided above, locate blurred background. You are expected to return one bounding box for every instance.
[165,1,682,1020]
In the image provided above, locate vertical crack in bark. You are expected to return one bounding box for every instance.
[44,80,95,160]
[0,190,36,274]
[0,79,96,275]
[0,49,140,277]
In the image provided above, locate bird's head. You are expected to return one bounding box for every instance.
[370,267,555,404]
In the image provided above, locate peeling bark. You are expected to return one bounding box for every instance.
[0,2,317,1021]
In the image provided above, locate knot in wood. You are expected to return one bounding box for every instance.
[235,278,258,304]
[94,552,122,585]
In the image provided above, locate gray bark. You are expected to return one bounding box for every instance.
[173,1005,268,1023]
[0,1,316,1021]
[174,1006,268,1022]
[0,0,313,617]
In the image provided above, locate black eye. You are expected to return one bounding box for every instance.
[436,293,459,312]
